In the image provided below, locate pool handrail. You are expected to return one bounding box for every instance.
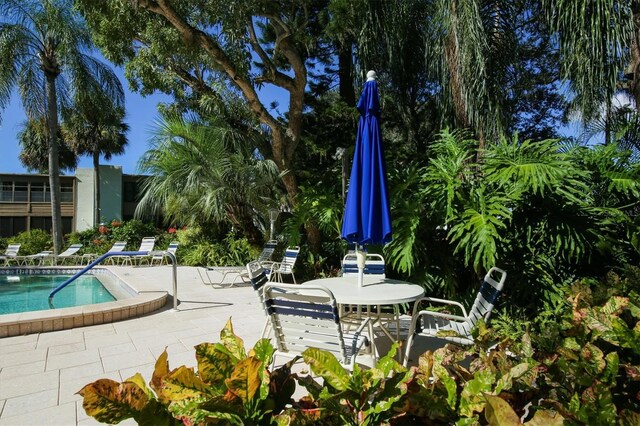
[48,250,179,310]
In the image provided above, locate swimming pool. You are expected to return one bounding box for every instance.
[0,275,116,314]
[0,267,168,337]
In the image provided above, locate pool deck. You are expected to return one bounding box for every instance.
[0,265,436,425]
[0,265,265,425]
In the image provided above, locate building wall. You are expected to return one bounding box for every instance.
[75,166,124,231]
[75,168,94,231]
[0,167,145,237]
[0,174,75,237]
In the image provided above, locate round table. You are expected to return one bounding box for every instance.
[302,276,424,305]
[302,276,424,362]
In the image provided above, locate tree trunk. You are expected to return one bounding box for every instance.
[45,73,63,255]
[93,149,101,225]
[338,41,356,107]
[628,5,640,108]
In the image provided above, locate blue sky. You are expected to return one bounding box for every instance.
[0,66,171,176]
[0,64,292,176]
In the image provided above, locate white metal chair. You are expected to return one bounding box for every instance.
[104,241,128,265]
[198,240,278,287]
[264,246,300,283]
[1,244,21,265]
[246,261,274,339]
[263,282,374,370]
[403,267,507,367]
[257,240,277,262]
[112,237,155,266]
[342,252,386,277]
[150,241,178,265]
[43,244,83,265]
[15,250,53,266]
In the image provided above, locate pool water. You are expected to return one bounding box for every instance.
[0,275,116,314]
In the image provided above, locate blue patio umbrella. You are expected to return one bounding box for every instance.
[341,70,392,247]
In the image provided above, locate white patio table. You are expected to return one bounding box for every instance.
[300,276,425,361]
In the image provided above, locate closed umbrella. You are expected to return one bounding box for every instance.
[341,70,392,285]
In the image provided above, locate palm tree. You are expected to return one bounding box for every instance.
[18,117,78,172]
[63,90,129,225]
[0,0,123,253]
[136,113,282,243]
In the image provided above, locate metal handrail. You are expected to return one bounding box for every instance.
[48,250,179,310]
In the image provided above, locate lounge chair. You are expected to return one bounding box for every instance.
[43,244,83,265]
[150,241,179,265]
[15,250,53,266]
[110,237,155,266]
[0,244,21,266]
[104,241,129,265]
[403,267,507,367]
[198,240,278,287]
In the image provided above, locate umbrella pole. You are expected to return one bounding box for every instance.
[355,244,365,288]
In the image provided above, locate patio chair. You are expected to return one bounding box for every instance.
[263,282,374,370]
[263,246,300,284]
[0,244,21,265]
[198,239,278,287]
[258,240,278,262]
[43,244,83,265]
[15,250,53,266]
[246,261,274,338]
[111,237,155,266]
[150,241,179,265]
[103,241,128,265]
[342,252,386,277]
[403,267,507,367]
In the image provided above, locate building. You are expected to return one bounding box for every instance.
[0,166,145,237]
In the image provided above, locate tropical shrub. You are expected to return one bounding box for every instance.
[385,129,640,309]
[78,319,298,425]
[79,272,640,425]
[8,229,52,255]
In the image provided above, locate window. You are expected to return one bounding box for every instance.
[14,182,27,202]
[31,182,45,202]
[0,182,12,201]
[123,181,138,202]
[60,183,73,202]
[0,217,26,237]
[30,216,52,232]
[31,217,72,234]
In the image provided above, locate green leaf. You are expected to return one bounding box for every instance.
[195,342,236,387]
[484,394,521,425]
[249,338,275,366]
[525,409,564,425]
[78,379,151,424]
[459,370,496,417]
[224,357,264,405]
[302,348,350,391]
[159,366,209,402]
[220,318,246,361]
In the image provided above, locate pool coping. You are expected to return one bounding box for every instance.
[0,267,168,337]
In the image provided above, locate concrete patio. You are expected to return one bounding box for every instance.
[0,265,266,425]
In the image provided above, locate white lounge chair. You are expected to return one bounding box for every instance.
[1,244,21,266]
[105,241,129,265]
[150,241,179,265]
[43,244,83,265]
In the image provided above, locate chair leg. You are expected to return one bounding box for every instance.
[260,318,271,339]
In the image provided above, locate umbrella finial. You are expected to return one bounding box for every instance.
[366,70,376,81]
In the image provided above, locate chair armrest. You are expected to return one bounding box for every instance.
[415,297,468,318]
[416,309,468,323]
